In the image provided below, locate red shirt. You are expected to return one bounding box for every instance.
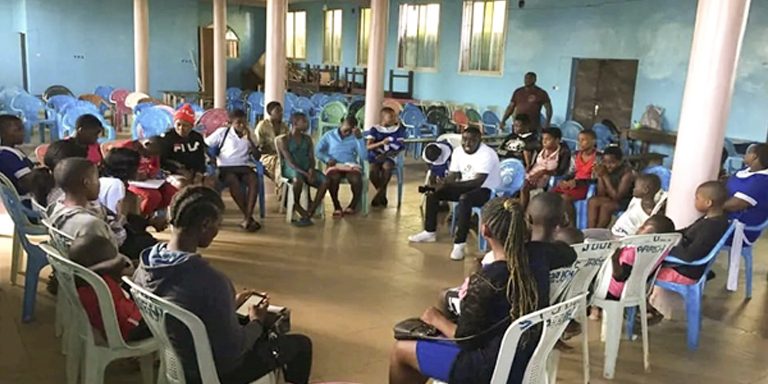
[511,86,550,128]
[574,150,598,180]
[77,274,142,340]
[117,140,161,179]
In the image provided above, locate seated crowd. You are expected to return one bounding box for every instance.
[1,99,767,384]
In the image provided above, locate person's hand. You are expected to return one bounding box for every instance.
[352,128,363,138]
[135,172,149,182]
[235,290,257,307]
[420,306,445,327]
[177,168,193,179]
[248,297,270,323]
[307,168,316,183]
[593,164,607,177]
[327,159,337,167]
[149,216,169,232]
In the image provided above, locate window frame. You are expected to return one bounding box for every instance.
[357,7,372,67]
[396,2,441,72]
[458,0,509,76]
[286,10,307,61]
[323,8,343,65]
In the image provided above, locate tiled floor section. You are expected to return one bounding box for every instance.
[1,162,768,383]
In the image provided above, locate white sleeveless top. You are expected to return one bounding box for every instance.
[611,190,667,237]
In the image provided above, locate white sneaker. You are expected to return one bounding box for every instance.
[451,243,466,261]
[408,231,437,243]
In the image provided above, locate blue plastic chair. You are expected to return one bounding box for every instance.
[10,93,56,143]
[562,138,578,152]
[285,92,299,109]
[60,107,116,143]
[482,111,501,135]
[723,138,745,174]
[401,107,438,159]
[643,165,671,191]
[721,216,768,299]
[576,184,597,230]
[0,180,49,323]
[226,87,244,112]
[651,223,735,350]
[94,86,114,103]
[132,106,173,139]
[592,122,616,150]
[246,92,265,126]
[450,158,526,251]
[328,93,348,105]
[295,97,318,132]
[561,120,584,141]
[310,93,330,108]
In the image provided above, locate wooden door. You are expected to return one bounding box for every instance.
[199,27,214,94]
[569,59,638,129]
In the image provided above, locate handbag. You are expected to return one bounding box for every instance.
[208,127,231,158]
[393,318,440,340]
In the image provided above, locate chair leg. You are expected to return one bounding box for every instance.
[639,300,651,372]
[744,247,753,300]
[82,346,105,384]
[580,299,591,384]
[139,354,155,384]
[257,173,266,220]
[602,304,623,379]
[397,171,403,209]
[686,286,702,351]
[10,233,21,286]
[21,248,47,323]
[65,336,82,384]
[546,350,560,384]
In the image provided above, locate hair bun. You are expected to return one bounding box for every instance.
[503,198,517,212]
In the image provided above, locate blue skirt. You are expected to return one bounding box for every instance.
[416,340,461,382]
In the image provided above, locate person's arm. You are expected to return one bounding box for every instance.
[276,136,309,177]
[724,197,752,213]
[366,138,389,151]
[307,136,317,171]
[543,95,553,129]
[314,133,332,164]
[602,171,634,200]
[208,278,264,360]
[454,272,497,348]
[444,173,488,190]
[420,307,457,338]
[501,93,517,126]
[611,248,633,282]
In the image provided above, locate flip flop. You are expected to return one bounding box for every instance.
[332,209,344,218]
[343,207,357,215]
[245,219,262,232]
[291,218,314,227]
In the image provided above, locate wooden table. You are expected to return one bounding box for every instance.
[159,90,206,108]
[624,128,676,154]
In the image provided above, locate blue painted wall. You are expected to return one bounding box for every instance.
[292,0,768,141]
[199,4,267,88]
[2,0,265,97]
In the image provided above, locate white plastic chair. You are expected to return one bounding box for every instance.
[41,218,76,353]
[275,136,325,223]
[591,233,681,379]
[123,277,277,384]
[547,240,620,384]
[39,243,159,384]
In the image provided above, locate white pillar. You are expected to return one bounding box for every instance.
[265,0,287,111]
[213,0,227,108]
[364,0,389,131]
[667,0,751,228]
[133,0,149,94]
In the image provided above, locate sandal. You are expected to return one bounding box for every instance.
[245,218,262,232]
[332,209,344,219]
[291,217,314,227]
[343,207,357,215]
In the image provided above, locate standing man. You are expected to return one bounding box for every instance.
[501,72,553,134]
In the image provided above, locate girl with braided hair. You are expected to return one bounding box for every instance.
[389,193,576,384]
[134,186,313,384]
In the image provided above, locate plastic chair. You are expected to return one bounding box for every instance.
[10,93,56,143]
[592,123,616,150]
[123,278,277,384]
[355,107,365,130]
[382,99,402,114]
[562,138,578,152]
[722,216,768,299]
[43,85,74,101]
[400,107,438,159]
[591,233,682,379]
[94,86,114,103]
[489,295,587,384]
[0,174,48,323]
[561,120,584,141]
[642,165,671,191]
[132,106,173,139]
[547,240,620,384]
[48,94,77,112]
[275,137,325,223]
[575,184,597,230]
[450,158,526,251]
[318,101,348,135]
[125,92,151,110]
[451,109,470,131]
[654,223,735,350]
[79,93,111,115]
[482,110,501,135]
[246,92,266,126]
[60,106,117,143]
[39,244,159,384]
[109,88,131,132]
[226,87,244,112]
[197,108,229,137]
[723,138,744,174]
[465,108,485,131]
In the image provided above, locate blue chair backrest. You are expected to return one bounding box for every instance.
[0,185,37,249]
[285,92,299,108]
[10,93,45,122]
[47,95,77,112]
[699,223,736,281]
[643,165,671,191]
[498,158,526,196]
[482,110,500,126]
[134,102,156,115]
[401,107,426,129]
[592,122,616,150]
[226,87,242,101]
[328,93,347,105]
[295,97,314,115]
[61,107,112,139]
[135,107,173,138]
[0,87,23,111]
[246,92,264,107]
[562,138,578,152]
[94,86,114,102]
[561,120,583,141]
[311,93,330,107]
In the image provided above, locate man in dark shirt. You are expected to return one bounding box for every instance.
[501,72,553,134]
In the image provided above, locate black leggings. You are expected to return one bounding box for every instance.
[424,186,491,243]
[219,334,313,384]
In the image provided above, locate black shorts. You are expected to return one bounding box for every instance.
[219,166,255,182]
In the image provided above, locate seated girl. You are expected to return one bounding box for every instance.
[367,107,406,208]
[118,136,177,217]
[521,127,570,206]
[611,174,666,238]
[389,198,565,384]
[159,104,213,189]
[588,145,635,228]
[277,113,328,227]
[315,115,365,217]
[553,129,600,225]
[205,109,261,232]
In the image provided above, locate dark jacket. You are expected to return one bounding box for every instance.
[450,241,576,383]
[132,244,263,380]
[160,130,208,174]
[666,215,730,280]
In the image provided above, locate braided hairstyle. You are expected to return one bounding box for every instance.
[168,186,225,229]
[481,197,539,320]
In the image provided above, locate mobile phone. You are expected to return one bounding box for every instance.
[236,293,267,317]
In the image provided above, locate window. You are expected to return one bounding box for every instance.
[225,28,239,59]
[323,9,343,64]
[357,7,372,66]
[459,0,507,74]
[397,3,440,70]
[286,11,307,60]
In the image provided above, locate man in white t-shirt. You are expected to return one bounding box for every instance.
[204,109,262,232]
[409,127,502,260]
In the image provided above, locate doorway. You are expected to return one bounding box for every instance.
[568,59,639,129]
[198,27,214,94]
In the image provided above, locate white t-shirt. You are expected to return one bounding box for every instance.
[449,143,501,190]
[204,127,253,167]
[98,177,126,214]
[611,190,667,238]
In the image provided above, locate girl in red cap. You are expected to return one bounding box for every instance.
[158,104,211,188]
